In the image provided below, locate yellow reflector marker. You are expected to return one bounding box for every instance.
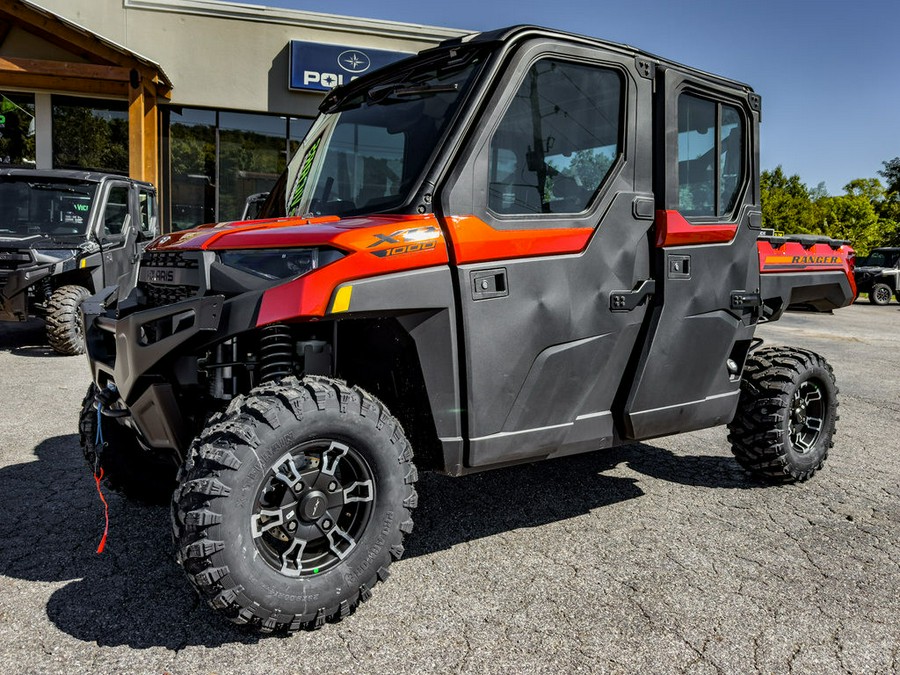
[332,285,353,313]
[79,259,87,268]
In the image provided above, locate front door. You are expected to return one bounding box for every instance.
[440,40,655,468]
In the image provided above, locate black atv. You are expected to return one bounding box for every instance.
[0,169,158,354]
[854,247,900,306]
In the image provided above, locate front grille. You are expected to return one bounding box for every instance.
[141,282,195,307]
[137,251,203,308]
[141,250,200,269]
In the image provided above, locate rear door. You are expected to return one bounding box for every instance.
[621,68,762,439]
[440,39,656,468]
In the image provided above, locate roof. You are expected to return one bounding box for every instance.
[444,25,755,92]
[5,0,172,92]
[0,168,154,187]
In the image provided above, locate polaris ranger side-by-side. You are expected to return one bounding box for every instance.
[0,169,158,354]
[854,247,900,305]
[80,26,856,632]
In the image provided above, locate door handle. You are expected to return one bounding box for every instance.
[609,279,656,311]
[471,268,508,300]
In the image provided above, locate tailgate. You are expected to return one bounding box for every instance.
[757,234,856,320]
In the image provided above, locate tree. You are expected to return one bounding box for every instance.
[760,166,819,233]
[877,157,900,195]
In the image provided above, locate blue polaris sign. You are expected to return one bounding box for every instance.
[289,42,411,92]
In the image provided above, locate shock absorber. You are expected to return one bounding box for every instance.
[259,323,294,382]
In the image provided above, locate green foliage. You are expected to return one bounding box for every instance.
[878,157,900,195]
[760,165,900,256]
[760,167,819,234]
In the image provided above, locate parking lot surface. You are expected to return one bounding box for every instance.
[0,302,898,674]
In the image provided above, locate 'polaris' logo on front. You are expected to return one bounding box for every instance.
[145,269,175,283]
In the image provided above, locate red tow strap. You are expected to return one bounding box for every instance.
[93,467,109,554]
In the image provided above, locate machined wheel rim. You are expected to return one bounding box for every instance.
[250,439,375,578]
[790,380,826,454]
[875,286,892,303]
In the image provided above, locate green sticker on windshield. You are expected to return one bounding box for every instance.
[287,135,322,215]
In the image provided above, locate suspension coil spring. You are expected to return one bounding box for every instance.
[259,323,294,383]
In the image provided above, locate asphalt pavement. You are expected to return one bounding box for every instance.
[0,301,898,674]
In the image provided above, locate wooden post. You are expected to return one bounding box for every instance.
[143,85,158,186]
[128,77,145,181]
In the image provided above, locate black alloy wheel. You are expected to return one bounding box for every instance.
[251,439,375,578]
[870,283,892,306]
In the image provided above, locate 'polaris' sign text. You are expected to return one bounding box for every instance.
[288,42,411,92]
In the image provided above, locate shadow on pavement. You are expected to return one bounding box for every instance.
[0,434,751,649]
[0,318,61,357]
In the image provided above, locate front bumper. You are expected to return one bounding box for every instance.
[84,288,226,450]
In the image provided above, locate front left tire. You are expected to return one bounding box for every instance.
[46,284,90,355]
[171,376,418,632]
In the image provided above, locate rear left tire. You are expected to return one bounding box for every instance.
[727,346,838,483]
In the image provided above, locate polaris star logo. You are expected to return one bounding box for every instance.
[288,42,410,92]
[338,50,371,74]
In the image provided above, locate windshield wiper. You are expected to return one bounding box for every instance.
[367,82,459,103]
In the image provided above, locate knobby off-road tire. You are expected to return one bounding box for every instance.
[171,376,418,633]
[46,284,91,355]
[79,385,179,504]
[868,282,893,306]
[727,346,838,483]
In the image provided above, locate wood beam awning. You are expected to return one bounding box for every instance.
[0,1,173,185]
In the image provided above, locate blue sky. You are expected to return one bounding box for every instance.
[247,0,898,195]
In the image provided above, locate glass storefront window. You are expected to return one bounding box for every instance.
[0,92,36,168]
[52,95,128,174]
[170,108,216,230]
[166,109,314,230]
[218,112,287,222]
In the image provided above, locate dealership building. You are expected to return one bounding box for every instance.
[0,0,465,230]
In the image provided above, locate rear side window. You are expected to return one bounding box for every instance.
[677,94,744,218]
[488,59,622,215]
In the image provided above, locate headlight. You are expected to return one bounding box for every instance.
[217,248,344,280]
[33,248,77,263]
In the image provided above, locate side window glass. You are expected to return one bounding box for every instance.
[719,105,743,214]
[678,93,745,218]
[102,185,130,237]
[138,189,157,236]
[489,59,622,215]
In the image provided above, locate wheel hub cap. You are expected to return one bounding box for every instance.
[250,440,375,578]
[790,381,825,454]
[299,491,328,522]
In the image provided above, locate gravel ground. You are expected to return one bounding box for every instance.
[0,301,898,674]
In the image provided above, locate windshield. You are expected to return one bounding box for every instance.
[282,47,486,219]
[861,250,900,268]
[0,177,97,237]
